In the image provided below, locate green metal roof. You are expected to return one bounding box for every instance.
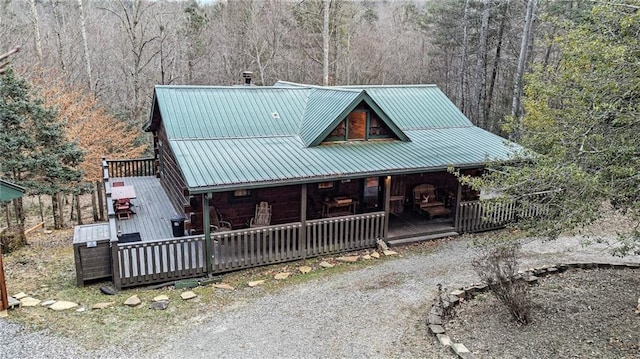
[148,82,521,192]
[0,179,25,202]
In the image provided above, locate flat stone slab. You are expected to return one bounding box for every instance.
[452,343,470,354]
[298,266,312,274]
[213,283,234,290]
[153,295,169,302]
[181,291,197,300]
[49,301,78,311]
[20,297,41,307]
[13,292,27,300]
[370,251,381,259]
[383,250,398,256]
[150,301,169,310]
[248,280,266,287]
[428,313,443,325]
[450,289,465,298]
[361,254,372,260]
[436,334,452,346]
[336,256,359,263]
[40,300,56,307]
[274,272,290,280]
[319,261,334,268]
[92,302,115,310]
[429,324,445,335]
[124,295,142,307]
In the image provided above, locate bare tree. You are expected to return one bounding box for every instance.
[510,0,537,123]
[29,0,43,66]
[473,0,490,128]
[77,0,93,92]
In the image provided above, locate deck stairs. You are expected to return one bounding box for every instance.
[386,228,459,247]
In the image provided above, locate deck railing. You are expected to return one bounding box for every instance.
[106,158,156,178]
[112,212,385,288]
[456,198,549,233]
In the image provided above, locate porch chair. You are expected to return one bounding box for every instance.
[210,206,232,232]
[412,184,451,219]
[249,201,272,227]
[115,198,132,220]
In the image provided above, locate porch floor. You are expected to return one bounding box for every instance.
[113,176,180,241]
[387,209,456,240]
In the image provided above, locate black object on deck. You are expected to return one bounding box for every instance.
[171,216,185,237]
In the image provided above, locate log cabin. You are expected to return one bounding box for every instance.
[74,80,528,289]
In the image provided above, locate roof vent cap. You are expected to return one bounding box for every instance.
[271,111,280,119]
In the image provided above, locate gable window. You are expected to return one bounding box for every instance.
[347,111,367,140]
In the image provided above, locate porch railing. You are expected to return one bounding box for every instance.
[456,198,549,233]
[112,212,385,288]
[106,157,156,178]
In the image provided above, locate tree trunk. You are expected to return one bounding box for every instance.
[38,195,44,224]
[75,194,82,225]
[92,188,98,222]
[473,0,490,128]
[50,0,66,71]
[511,0,537,126]
[322,0,330,86]
[29,0,43,66]
[486,0,509,132]
[78,0,94,93]
[97,181,105,221]
[457,0,469,112]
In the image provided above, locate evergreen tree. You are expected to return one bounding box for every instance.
[0,68,84,232]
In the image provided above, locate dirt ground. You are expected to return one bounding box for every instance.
[445,268,640,358]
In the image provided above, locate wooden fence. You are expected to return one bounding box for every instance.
[112,212,385,288]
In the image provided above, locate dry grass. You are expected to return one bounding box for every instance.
[3,228,439,351]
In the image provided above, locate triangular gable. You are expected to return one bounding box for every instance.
[300,88,409,147]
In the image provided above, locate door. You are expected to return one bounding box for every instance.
[362,177,381,212]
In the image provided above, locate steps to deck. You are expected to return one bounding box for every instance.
[386,231,459,247]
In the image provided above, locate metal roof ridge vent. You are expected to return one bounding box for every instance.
[271,111,280,119]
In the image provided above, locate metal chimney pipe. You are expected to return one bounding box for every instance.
[242,71,253,85]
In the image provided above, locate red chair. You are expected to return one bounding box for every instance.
[112,181,125,187]
[115,198,132,220]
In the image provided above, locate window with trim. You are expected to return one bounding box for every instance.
[324,109,394,143]
[229,189,253,203]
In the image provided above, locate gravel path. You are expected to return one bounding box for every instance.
[2,235,638,358]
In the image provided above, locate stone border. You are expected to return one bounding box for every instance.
[426,261,640,359]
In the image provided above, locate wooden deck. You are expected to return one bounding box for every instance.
[111,176,178,241]
[387,210,456,240]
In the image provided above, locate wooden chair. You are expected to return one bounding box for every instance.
[412,184,451,218]
[115,198,132,220]
[210,206,232,232]
[250,201,272,227]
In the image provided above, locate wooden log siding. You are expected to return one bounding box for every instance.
[115,235,207,288]
[106,158,156,178]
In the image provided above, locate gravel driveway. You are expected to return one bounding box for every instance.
[2,235,638,358]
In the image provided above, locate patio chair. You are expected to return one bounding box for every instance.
[249,201,272,227]
[115,198,132,220]
[210,206,232,232]
[412,184,451,218]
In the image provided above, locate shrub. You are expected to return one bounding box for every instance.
[472,242,531,325]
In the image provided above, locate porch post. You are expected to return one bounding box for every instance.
[203,193,212,274]
[300,184,307,258]
[383,176,391,239]
[455,181,462,232]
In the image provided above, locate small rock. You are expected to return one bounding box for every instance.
[153,295,169,302]
[100,286,117,295]
[299,266,312,274]
[362,254,372,260]
[370,251,380,259]
[49,301,79,311]
[20,297,41,307]
[124,295,142,307]
[436,334,452,346]
[150,301,169,310]
[41,300,56,307]
[92,302,115,310]
[376,238,389,251]
[248,280,266,287]
[336,256,359,263]
[450,289,465,298]
[274,272,290,280]
[0,310,7,318]
[428,313,443,325]
[319,261,334,268]
[76,307,86,313]
[181,291,197,300]
[382,250,398,256]
[13,292,27,300]
[213,283,234,290]
[44,230,53,234]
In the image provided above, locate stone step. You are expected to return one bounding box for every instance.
[386,231,459,247]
